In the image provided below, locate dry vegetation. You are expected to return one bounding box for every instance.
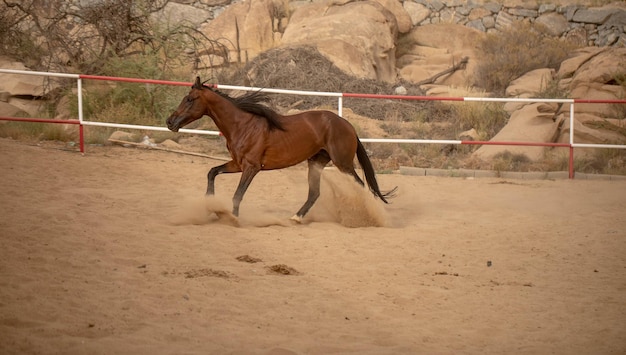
[1,1,624,175]
[227,46,425,119]
[476,21,577,95]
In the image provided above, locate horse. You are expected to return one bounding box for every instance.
[166,77,396,222]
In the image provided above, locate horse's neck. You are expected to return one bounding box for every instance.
[204,92,246,139]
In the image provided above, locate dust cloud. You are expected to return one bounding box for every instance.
[168,170,392,228]
[309,169,391,227]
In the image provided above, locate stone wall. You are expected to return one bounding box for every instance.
[403,0,626,47]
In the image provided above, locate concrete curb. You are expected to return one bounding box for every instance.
[398,166,626,181]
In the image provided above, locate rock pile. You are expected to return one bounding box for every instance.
[179,0,625,87]
[473,47,626,161]
[172,0,626,50]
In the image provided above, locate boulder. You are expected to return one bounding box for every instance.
[534,12,569,37]
[403,1,430,26]
[557,47,606,79]
[572,7,621,24]
[374,0,412,34]
[459,128,480,141]
[566,47,626,117]
[199,0,408,81]
[0,56,64,117]
[54,94,74,120]
[495,11,515,31]
[421,84,483,98]
[505,68,555,98]
[1,98,45,117]
[480,47,625,162]
[501,1,538,10]
[0,102,27,117]
[281,0,399,82]
[569,48,626,88]
[603,5,626,29]
[201,0,232,5]
[0,58,47,97]
[397,24,485,87]
[199,0,276,64]
[153,1,213,26]
[109,131,137,142]
[473,103,561,161]
[468,7,491,21]
[508,7,537,18]
[565,27,589,47]
[569,83,624,117]
[557,113,626,145]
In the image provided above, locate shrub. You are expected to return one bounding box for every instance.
[452,101,508,140]
[535,76,570,99]
[573,148,626,175]
[491,151,532,172]
[476,21,578,95]
[0,121,76,142]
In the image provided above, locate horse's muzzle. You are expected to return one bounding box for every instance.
[166,115,180,132]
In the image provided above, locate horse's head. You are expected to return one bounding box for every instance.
[166,77,208,132]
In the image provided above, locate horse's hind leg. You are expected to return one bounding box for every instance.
[291,151,330,223]
[346,168,365,186]
[326,139,365,187]
[333,160,365,187]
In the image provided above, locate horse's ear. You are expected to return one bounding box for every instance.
[192,76,202,89]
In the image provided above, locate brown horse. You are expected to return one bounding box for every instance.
[166,77,396,222]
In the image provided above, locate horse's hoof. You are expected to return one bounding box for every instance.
[290,214,303,223]
[216,211,240,227]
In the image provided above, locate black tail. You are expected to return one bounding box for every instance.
[356,139,398,203]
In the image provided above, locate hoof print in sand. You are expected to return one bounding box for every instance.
[184,268,234,279]
[236,255,263,263]
[266,264,300,275]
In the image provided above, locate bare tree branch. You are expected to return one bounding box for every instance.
[416,57,469,86]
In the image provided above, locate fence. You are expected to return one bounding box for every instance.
[1,69,625,179]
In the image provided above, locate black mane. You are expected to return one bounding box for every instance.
[204,85,285,131]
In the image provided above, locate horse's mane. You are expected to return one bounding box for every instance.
[204,85,285,131]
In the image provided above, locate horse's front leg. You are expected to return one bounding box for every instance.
[206,161,239,195]
[232,165,261,217]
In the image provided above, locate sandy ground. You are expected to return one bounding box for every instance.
[1,137,625,354]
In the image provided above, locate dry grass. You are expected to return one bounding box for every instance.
[476,21,578,95]
[228,45,429,122]
[0,121,77,142]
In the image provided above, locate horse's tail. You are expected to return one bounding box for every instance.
[356,139,398,203]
